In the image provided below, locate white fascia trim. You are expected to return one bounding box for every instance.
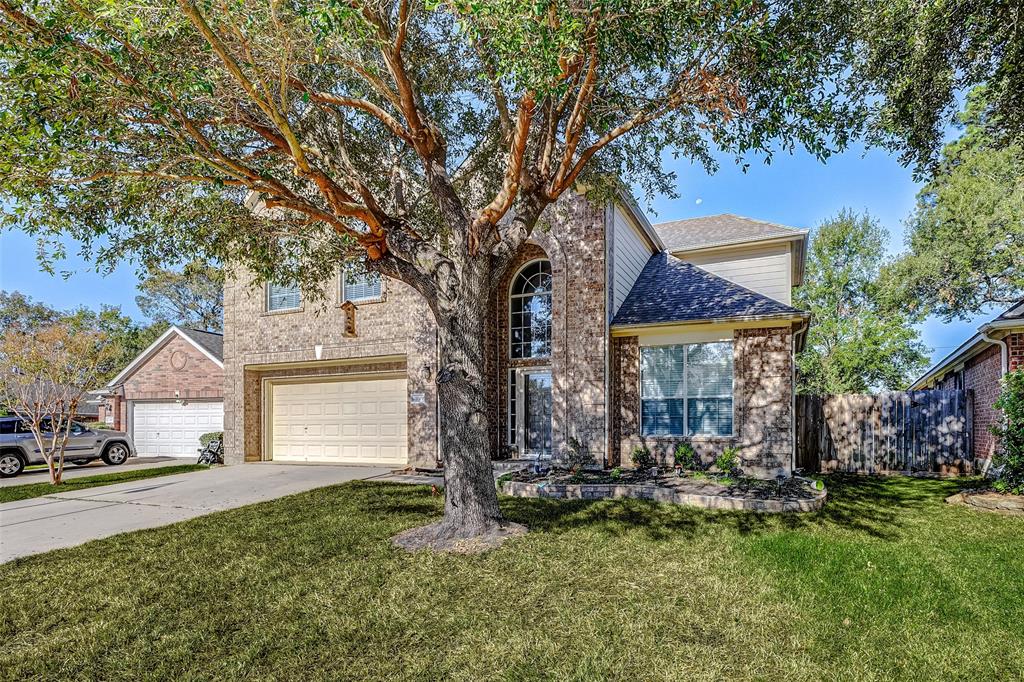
[669,232,809,258]
[611,312,808,335]
[911,320,1024,389]
[105,325,224,388]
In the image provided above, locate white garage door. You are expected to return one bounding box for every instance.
[270,377,408,466]
[132,401,224,457]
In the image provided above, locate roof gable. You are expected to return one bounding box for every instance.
[654,214,807,253]
[105,325,224,387]
[611,252,806,328]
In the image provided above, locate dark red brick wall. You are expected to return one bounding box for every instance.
[1009,332,1024,372]
[965,344,1002,459]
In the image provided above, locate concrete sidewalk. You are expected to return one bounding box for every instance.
[0,457,184,488]
[0,463,390,563]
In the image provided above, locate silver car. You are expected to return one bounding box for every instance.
[0,416,135,478]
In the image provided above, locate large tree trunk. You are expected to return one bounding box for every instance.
[392,257,526,553]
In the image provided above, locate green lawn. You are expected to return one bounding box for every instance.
[0,464,206,503]
[1,477,1022,681]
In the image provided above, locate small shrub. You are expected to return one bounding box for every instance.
[83,421,107,430]
[992,370,1024,494]
[674,442,699,469]
[609,467,622,480]
[631,446,655,471]
[199,431,223,448]
[714,447,740,475]
[562,437,595,472]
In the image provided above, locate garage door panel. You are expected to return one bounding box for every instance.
[133,401,224,458]
[271,377,408,466]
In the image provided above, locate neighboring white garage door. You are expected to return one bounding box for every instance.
[132,401,224,457]
[270,377,408,466]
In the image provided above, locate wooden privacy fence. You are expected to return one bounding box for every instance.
[796,390,973,475]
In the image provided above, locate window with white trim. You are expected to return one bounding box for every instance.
[640,341,733,437]
[341,270,383,303]
[266,282,301,312]
[509,260,552,359]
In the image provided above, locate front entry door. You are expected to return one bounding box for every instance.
[516,369,552,457]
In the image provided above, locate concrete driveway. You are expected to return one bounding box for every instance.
[0,463,392,563]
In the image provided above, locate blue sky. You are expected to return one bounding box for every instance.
[0,143,996,368]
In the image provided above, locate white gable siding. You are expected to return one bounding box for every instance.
[680,242,793,304]
[610,204,654,318]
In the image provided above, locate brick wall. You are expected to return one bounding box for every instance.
[965,332,1024,459]
[489,193,609,464]
[223,191,608,468]
[1009,332,1024,372]
[121,334,224,401]
[222,269,438,466]
[611,326,794,478]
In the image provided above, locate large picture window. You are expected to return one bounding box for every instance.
[509,260,552,359]
[640,341,733,437]
[266,282,301,312]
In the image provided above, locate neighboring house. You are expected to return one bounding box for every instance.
[910,300,1024,461]
[223,194,809,478]
[96,325,224,457]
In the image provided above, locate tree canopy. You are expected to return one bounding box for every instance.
[795,210,929,394]
[0,291,162,383]
[1,0,884,303]
[885,88,1023,320]
[136,261,224,332]
[854,0,1024,174]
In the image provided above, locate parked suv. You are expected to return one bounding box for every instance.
[0,416,136,478]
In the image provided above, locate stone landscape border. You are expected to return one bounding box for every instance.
[946,491,1024,515]
[498,479,827,513]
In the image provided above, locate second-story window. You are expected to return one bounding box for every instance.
[266,281,301,312]
[510,260,552,359]
[341,270,383,304]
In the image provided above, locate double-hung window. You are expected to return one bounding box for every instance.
[266,282,301,312]
[640,341,733,437]
[341,270,383,303]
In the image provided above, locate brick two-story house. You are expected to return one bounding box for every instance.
[223,193,809,478]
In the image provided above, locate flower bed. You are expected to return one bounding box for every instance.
[498,469,827,513]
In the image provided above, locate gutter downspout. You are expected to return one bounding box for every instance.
[791,318,810,476]
[979,328,1008,475]
[980,328,1009,377]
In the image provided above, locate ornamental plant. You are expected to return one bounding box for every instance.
[674,442,699,470]
[991,369,1024,495]
[714,447,741,475]
[631,446,655,472]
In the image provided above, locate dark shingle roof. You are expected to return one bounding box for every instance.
[995,299,1024,321]
[654,214,807,253]
[177,327,224,362]
[611,253,806,327]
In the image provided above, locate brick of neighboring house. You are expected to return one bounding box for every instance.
[940,333,1024,460]
[611,326,794,478]
[1009,332,1024,372]
[101,334,223,430]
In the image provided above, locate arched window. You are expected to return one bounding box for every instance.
[509,260,552,359]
